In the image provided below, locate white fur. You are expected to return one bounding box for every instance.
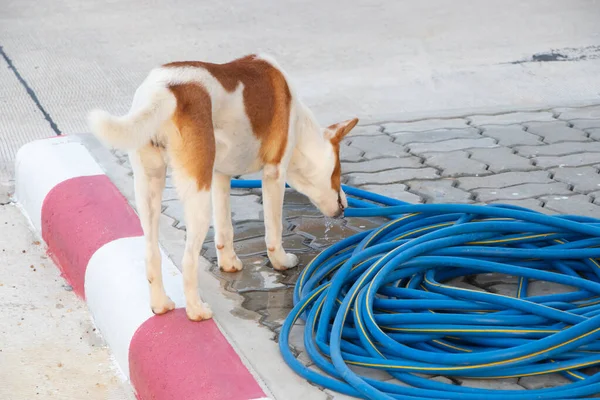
[174,171,213,321]
[88,55,353,321]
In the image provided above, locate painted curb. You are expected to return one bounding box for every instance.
[14,136,270,400]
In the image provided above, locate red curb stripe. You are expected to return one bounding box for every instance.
[129,309,266,400]
[41,175,143,297]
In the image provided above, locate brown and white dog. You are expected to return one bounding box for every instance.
[88,54,358,321]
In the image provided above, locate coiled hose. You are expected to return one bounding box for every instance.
[231,180,600,399]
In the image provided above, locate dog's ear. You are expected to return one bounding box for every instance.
[325,118,359,144]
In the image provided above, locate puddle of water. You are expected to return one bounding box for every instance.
[324,217,334,241]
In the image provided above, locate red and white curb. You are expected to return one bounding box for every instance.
[14,136,270,400]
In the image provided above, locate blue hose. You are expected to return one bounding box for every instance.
[232,179,600,399]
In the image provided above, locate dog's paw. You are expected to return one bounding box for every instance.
[219,255,243,273]
[186,301,213,321]
[151,295,176,315]
[272,253,299,271]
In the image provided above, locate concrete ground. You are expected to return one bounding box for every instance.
[0,191,135,400]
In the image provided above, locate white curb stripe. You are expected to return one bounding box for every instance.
[15,137,104,231]
[85,236,186,378]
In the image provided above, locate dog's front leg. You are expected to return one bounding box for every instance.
[262,164,299,270]
[212,172,243,272]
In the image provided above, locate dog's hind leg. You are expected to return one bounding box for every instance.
[130,144,173,314]
[172,169,214,321]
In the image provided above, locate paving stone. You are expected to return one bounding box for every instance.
[519,374,572,390]
[526,280,577,296]
[257,307,292,330]
[208,234,311,260]
[407,180,473,203]
[472,273,520,287]
[535,152,600,168]
[423,150,489,177]
[292,216,356,248]
[444,277,485,292]
[241,289,294,312]
[488,199,553,214]
[542,194,600,218]
[354,184,424,204]
[284,205,323,218]
[556,105,600,120]
[348,168,439,185]
[392,128,480,144]
[525,121,589,143]
[341,156,423,174]
[230,221,285,242]
[408,138,497,154]
[350,124,384,136]
[458,378,524,390]
[227,259,288,292]
[173,195,263,229]
[516,141,600,157]
[295,351,313,368]
[231,195,264,221]
[481,125,542,146]
[469,147,535,173]
[288,323,306,352]
[467,112,555,126]
[162,201,185,227]
[570,119,600,130]
[340,142,364,162]
[383,118,468,133]
[348,136,407,158]
[165,174,175,188]
[284,190,313,205]
[457,171,552,190]
[488,283,519,297]
[551,166,600,193]
[588,128,600,141]
[473,182,572,202]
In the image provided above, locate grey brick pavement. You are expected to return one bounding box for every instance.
[525,121,589,143]
[421,150,489,177]
[108,104,600,397]
[481,125,542,146]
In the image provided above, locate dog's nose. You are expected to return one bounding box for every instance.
[333,207,344,219]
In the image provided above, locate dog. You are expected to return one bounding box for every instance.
[88,54,358,321]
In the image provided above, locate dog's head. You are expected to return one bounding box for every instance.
[287,117,358,218]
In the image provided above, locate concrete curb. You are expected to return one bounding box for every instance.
[14,136,270,400]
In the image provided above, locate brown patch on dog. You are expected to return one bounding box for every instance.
[216,244,225,250]
[267,246,276,252]
[164,56,291,165]
[167,84,216,191]
[326,118,359,190]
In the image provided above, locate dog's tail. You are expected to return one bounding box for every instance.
[88,86,177,150]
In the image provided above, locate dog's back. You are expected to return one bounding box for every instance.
[88,54,295,176]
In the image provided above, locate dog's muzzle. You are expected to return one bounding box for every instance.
[334,192,345,218]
